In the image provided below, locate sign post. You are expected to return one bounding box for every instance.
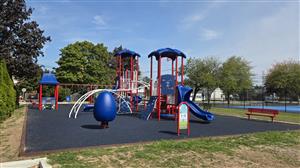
[177,102,190,136]
[21,88,26,101]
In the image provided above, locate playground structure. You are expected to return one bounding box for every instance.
[68,49,149,119]
[141,48,214,121]
[148,48,187,120]
[38,73,59,111]
[68,48,214,126]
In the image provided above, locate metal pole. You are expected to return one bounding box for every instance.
[175,57,178,86]
[39,84,42,111]
[150,56,153,97]
[130,56,133,110]
[55,85,59,110]
[136,57,139,111]
[181,56,184,85]
[157,55,161,121]
[172,60,174,77]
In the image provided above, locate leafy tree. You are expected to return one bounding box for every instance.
[142,76,150,83]
[219,56,252,105]
[0,0,51,79]
[56,41,114,85]
[110,45,139,73]
[185,58,202,101]
[185,57,221,103]
[265,60,300,101]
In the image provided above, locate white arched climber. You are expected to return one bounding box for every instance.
[69,89,134,119]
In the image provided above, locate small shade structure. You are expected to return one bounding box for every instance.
[39,73,59,111]
[148,48,186,120]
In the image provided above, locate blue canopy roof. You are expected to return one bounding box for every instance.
[114,49,141,58]
[148,48,186,60]
[39,73,59,85]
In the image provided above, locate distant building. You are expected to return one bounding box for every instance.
[190,88,224,101]
[12,76,19,85]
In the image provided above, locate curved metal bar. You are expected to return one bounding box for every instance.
[70,89,134,119]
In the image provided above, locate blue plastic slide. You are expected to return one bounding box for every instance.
[177,85,214,121]
[186,100,214,121]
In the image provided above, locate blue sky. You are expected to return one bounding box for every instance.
[27,0,299,83]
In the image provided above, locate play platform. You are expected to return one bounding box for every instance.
[23,105,300,154]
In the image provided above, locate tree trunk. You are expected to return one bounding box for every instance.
[207,90,211,105]
[192,87,199,101]
[227,93,230,107]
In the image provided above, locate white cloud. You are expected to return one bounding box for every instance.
[200,28,221,40]
[179,1,225,30]
[183,13,205,24]
[92,15,109,30]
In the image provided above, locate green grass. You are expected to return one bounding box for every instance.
[48,130,300,167]
[211,107,300,124]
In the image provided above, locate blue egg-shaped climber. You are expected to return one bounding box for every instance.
[93,91,117,128]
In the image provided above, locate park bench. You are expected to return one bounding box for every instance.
[246,108,279,122]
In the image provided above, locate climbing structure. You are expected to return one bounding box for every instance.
[114,49,141,111]
[39,73,59,111]
[148,48,186,120]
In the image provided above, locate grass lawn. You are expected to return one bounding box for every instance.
[48,130,300,168]
[211,107,300,124]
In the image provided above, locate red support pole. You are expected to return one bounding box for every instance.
[157,56,161,121]
[39,84,42,111]
[150,56,153,97]
[181,56,184,85]
[172,60,174,77]
[136,57,139,111]
[119,57,122,89]
[116,57,118,77]
[55,85,59,110]
[175,57,178,86]
[88,85,92,104]
[130,56,133,110]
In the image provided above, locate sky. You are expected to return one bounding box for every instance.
[27,0,299,84]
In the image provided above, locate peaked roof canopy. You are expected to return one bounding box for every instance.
[148,48,186,60]
[39,73,59,85]
[114,49,141,58]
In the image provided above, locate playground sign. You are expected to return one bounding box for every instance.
[177,102,190,136]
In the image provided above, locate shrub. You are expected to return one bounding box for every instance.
[0,59,16,122]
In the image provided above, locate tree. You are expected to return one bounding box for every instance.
[185,57,221,103]
[265,60,300,101]
[219,56,252,105]
[0,59,16,122]
[142,76,150,83]
[185,58,203,101]
[110,45,139,73]
[56,41,114,85]
[0,0,51,79]
[109,45,123,69]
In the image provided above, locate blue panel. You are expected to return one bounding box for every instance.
[161,74,175,95]
[39,73,59,85]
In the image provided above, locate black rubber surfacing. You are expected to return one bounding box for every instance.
[24,105,300,153]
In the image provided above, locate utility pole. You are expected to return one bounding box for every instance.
[262,71,265,109]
